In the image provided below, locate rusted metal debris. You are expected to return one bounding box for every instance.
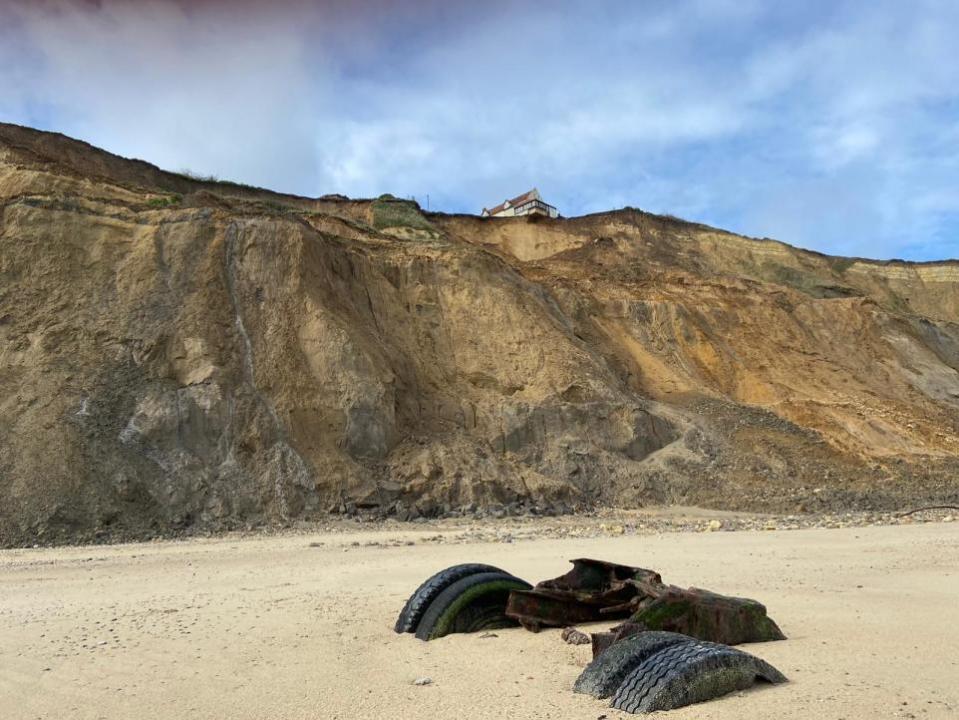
[561,627,591,645]
[396,558,788,714]
[504,558,785,646]
[627,583,786,645]
[590,622,647,659]
[505,559,662,632]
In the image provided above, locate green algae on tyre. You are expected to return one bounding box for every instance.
[394,563,506,634]
[414,571,532,641]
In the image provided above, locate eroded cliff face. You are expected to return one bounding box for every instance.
[1,123,957,545]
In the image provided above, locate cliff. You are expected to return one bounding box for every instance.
[1,123,957,546]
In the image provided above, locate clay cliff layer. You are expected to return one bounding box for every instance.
[1,123,957,546]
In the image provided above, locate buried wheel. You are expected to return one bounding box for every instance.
[414,571,533,641]
[394,563,506,634]
[573,631,697,699]
[609,641,787,714]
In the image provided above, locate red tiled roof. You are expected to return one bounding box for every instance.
[484,188,539,216]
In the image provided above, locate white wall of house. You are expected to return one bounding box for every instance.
[483,189,558,218]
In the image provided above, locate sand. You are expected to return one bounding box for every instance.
[1,519,957,719]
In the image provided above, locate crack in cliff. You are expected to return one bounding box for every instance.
[223,221,314,514]
[224,224,257,386]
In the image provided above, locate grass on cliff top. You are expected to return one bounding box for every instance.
[147,193,182,208]
[173,168,261,192]
[371,194,435,232]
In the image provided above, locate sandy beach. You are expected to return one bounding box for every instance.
[2,515,957,719]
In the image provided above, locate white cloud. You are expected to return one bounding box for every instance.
[1,0,328,193]
[0,0,957,259]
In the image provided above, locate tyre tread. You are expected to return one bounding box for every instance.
[394,563,504,633]
[414,571,531,641]
[610,642,786,714]
[572,631,697,698]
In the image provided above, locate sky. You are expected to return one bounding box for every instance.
[1,0,958,261]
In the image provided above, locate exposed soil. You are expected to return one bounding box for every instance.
[1,122,958,546]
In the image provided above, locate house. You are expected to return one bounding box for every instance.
[481,188,559,218]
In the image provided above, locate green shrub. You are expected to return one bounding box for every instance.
[147,194,182,208]
[371,196,434,231]
[828,256,856,275]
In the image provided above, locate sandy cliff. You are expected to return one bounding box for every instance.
[1,123,957,545]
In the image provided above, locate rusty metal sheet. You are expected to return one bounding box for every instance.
[504,558,661,631]
[503,557,786,645]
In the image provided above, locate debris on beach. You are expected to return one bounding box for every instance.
[395,558,787,713]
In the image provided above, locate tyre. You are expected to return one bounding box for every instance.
[413,571,532,641]
[394,563,506,634]
[573,631,696,699]
[610,641,787,714]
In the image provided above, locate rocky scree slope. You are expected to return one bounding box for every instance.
[1,123,957,546]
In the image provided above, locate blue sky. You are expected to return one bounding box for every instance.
[1,0,958,261]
